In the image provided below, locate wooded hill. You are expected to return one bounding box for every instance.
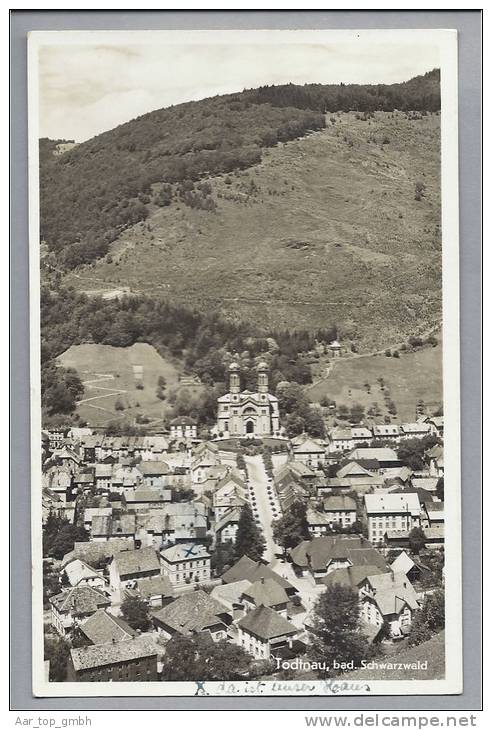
[39,70,440,270]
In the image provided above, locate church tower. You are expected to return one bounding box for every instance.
[229,362,240,394]
[257,361,269,394]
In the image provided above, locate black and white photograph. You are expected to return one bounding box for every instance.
[28,28,461,697]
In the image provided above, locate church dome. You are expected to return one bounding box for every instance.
[229,362,240,371]
[257,361,268,370]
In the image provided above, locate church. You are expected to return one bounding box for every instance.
[214,362,282,439]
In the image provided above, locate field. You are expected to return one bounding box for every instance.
[64,111,442,350]
[307,343,442,423]
[57,343,200,428]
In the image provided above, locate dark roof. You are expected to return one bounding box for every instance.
[221,555,295,593]
[242,578,288,608]
[321,564,388,589]
[50,585,110,615]
[238,605,297,640]
[289,535,388,573]
[112,547,161,577]
[152,590,228,634]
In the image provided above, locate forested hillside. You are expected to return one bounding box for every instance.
[39,70,439,269]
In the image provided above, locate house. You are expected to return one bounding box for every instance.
[214,507,241,544]
[425,416,444,438]
[327,428,354,454]
[94,464,113,491]
[109,547,162,597]
[322,495,358,528]
[426,445,444,478]
[390,551,432,583]
[76,609,136,646]
[221,555,296,596]
[152,590,231,640]
[210,580,252,618]
[241,577,289,617]
[306,508,334,537]
[289,535,388,582]
[122,488,172,511]
[50,585,111,636]
[191,449,221,484]
[372,424,401,443]
[61,559,106,589]
[350,427,373,446]
[72,472,95,493]
[43,466,72,503]
[383,466,412,487]
[291,435,326,468]
[61,538,132,570]
[321,563,389,590]
[422,526,445,548]
[212,472,248,522]
[328,339,342,358]
[68,635,158,682]
[52,445,82,471]
[358,571,420,639]
[47,426,69,451]
[237,604,299,660]
[410,476,439,494]
[169,416,197,440]
[135,502,207,548]
[160,543,210,587]
[348,447,401,469]
[335,461,383,491]
[136,461,171,488]
[42,488,66,522]
[91,514,136,544]
[400,422,432,440]
[364,493,421,546]
[83,507,113,531]
[422,501,445,529]
[128,575,175,608]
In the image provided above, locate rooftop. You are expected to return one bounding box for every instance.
[70,635,158,671]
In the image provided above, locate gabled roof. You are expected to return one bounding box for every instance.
[349,447,399,462]
[289,535,388,573]
[323,495,357,512]
[221,555,295,593]
[78,609,136,644]
[122,488,172,503]
[50,585,110,615]
[390,550,430,576]
[62,539,132,567]
[152,590,228,634]
[70,635,157,671]
[241,578,289,608]
[132,575,174,600]
[215,508,241,533]
[238,604,297,640]
[112,547,161,577]
[361,571,420,615]
[63,558,104,586]
[292,437,325,454]
[337,461,375,479]
[321,564,388,589]
[210,580,252,609]
[306,508,333,527]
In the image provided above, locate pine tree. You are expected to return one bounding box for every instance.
[272,500,310,552]
[234,504,265,562]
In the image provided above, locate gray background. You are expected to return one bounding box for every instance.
[10,9,482,712]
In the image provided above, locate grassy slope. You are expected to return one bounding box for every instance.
[65,110,441,350]
[56,342,194,427]
[307,343,442,422]
[342,632,445,681]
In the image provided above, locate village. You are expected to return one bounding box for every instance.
[41,362,445,683]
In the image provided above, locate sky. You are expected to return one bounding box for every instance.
[37,33,440,142]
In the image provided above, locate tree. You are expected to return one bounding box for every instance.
[307,584,374,675]
[160,634,253,681]
[272,500,310,552]
[408,589,445,646]
[211,541,236,576]
[408,526,427,555]
[43,513,89,560]
[120,594,151,632]
[44,634,71,681]
[235,504,265,562]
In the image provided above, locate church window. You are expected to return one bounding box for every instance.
[223,406,228,412]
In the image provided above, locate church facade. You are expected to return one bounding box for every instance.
[214,362,282,439]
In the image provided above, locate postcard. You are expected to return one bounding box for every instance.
[28,28,461,697]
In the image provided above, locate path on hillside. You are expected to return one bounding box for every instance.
[244,455,279,563]
[74,373,129,418]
